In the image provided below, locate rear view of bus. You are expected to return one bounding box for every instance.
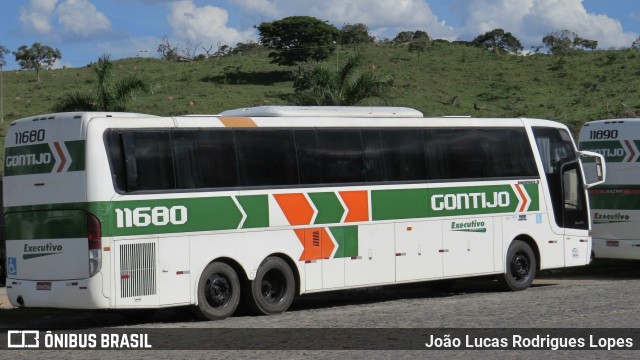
[579,119,640,260]
[3,112,143,308]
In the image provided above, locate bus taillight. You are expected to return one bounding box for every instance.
[88,214,102,277]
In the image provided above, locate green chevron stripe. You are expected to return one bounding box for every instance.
[237,195,269,229]
[329,226,358,258]
[309,192,344,225]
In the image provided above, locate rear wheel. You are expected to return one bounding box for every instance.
[245,257,295,315]
[193,262,240,320]
[500,240,536,291]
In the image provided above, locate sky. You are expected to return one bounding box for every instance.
[1,0,639,70]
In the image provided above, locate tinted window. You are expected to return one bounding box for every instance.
[361,129,427,182]
[425,128,538,180]
[235,129,299,186]
[482,129,538,177]
[122,130,175,191]
[425,129,485,179]
[105,130,126,191]
[172,129,238,189]
[296,129,366,184]
[105,126,540,193]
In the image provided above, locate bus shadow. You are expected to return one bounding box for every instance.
[286,277,549,313]
[538,259,640,280]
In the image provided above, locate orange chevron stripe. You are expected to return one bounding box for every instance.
[273,193,314,226]
[514,184,528,212]
[297,228,335,261]
[53,142,67,173]
[624,140,636,162]
[339,190,369,222]
[219,117,257,127]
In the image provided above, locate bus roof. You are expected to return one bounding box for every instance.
[582,118,640,126]
[10,112,155,126]
[218,106,424,118]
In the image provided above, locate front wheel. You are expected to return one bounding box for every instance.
[499,240,536,291]
[193,262,241,320]
[245,256,295,315]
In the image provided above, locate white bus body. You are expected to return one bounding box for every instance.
[579,119,640,259]
[4,107,603,319]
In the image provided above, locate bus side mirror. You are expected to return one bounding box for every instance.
[579,151,606,188]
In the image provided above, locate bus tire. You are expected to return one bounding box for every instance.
[500,240,536,291]
[245,256,295,315]
[193,262,240,320]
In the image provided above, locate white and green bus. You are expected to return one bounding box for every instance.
[4,107,604,320]
[579,118,640,259]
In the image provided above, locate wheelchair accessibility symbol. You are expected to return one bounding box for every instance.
[7,257,17,276]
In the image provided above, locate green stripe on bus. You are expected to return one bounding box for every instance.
[3,140,86,176]
[4,144,54,176]
[372,184,539,220]
[589,193,640,210]
[66,140,86,172]
[237,195,269,229]
[4,210,87,240]
[106,197,243,237]
[371,189,430,221]
[524,183,540,212]
[4,183,540,239]
[309,192,344,225]
[330,226,358,258]
[428,184,518,217]
[579,140,640,163]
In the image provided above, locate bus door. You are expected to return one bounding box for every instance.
[534,127,590,266]
[559,161,590,266]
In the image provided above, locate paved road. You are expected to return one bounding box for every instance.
[1,259,639,359]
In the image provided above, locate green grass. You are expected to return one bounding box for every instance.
[1,43,640,174]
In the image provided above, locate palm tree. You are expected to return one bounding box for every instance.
[292,54,393,105]
[54,55,154,112]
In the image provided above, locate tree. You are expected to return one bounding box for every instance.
[393,30,429,43]
[257,16,340,66]
[413,31,430,41]
[0,45,9,67]
[393,31,415,44]
[541,30,595,54]
[542,30,575,54]
[408,38,429,58]
[574,37,598,51]
[13,42,61,82]
[231,41,264,56]
[1,45,10,123]
[340,23,374,45]
[157,37,179,61]
[291,54,393,105]
[632,36,640,50]
[53,55,154,112]
[471,29,523,54]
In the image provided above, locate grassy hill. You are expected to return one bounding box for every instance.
[1,42,640,170]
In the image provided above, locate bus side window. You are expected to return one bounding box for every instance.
[122,131,176,191]
[295,129,366,185]
[105,130,127,191]
[235,129,299,187]
[172,129,239,189]
[425,129,484,180]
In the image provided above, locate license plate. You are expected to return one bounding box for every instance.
[36,282,52,290]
